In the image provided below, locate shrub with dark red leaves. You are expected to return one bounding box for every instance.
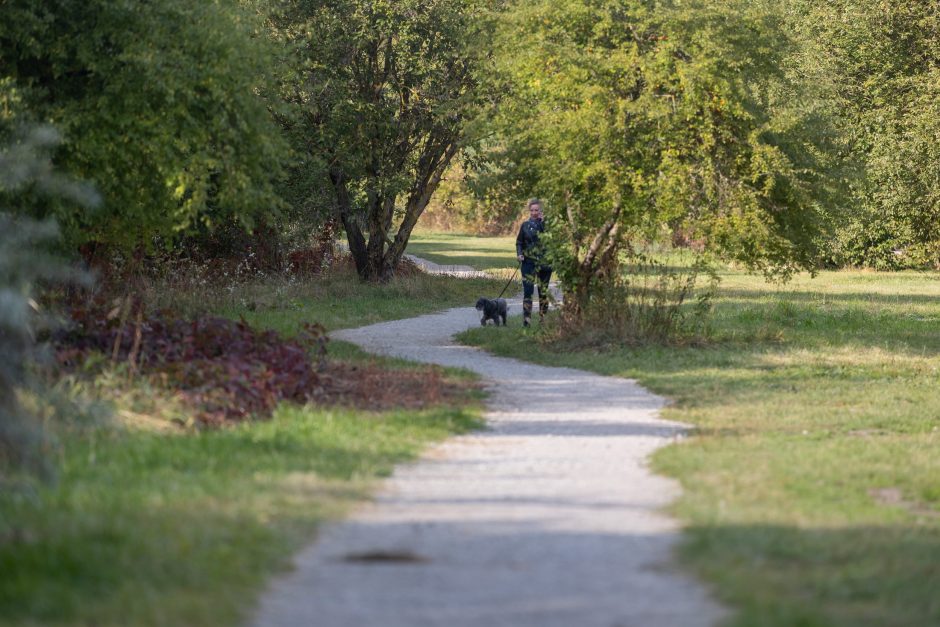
[54,300,328,425]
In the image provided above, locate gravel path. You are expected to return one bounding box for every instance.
[251,295,726,627]
[403,253,490,278]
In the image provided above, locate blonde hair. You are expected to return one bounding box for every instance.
[527,198,542,209]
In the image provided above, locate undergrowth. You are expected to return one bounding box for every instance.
[53,300,329,425]
[548,254,719,349]
[137,257,503,333]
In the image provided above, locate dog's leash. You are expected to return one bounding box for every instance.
[495,262,521,299]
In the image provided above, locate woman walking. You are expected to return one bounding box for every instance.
[515,198,552,327]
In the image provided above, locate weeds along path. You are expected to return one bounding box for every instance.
[252,294,725,627]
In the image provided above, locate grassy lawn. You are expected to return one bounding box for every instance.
[407,230,519,273]
[1,267,494,627]
[459,268,940,626]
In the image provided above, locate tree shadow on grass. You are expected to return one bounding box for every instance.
[681,522,940,627]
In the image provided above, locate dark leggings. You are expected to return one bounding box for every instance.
[522,259,552,315]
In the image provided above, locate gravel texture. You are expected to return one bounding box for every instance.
[251,295,726,627]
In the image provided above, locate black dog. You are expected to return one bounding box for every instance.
[475,297,508,326]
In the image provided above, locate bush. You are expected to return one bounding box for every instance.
[546,254,718,348]
[0,0,286,252]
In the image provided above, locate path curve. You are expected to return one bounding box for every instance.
[403,253,490,278]
[252,296,726,627]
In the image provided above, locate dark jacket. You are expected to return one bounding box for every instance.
[516,218,548,264]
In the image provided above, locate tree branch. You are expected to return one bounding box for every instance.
[581,203,622,270]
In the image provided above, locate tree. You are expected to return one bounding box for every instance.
[0,127,96,478]
[268,0,493,281]
[0,0,287,253]
[488,0,843,313]
[786,0,940,268]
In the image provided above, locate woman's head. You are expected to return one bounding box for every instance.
[527,197,542,219]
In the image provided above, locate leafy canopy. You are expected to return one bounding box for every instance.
[489,0,842,295]
[0,0,287,252]
[787,0,940,268]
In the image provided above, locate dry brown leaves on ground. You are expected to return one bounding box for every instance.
[54,301,477,426]
[314,362,479,411]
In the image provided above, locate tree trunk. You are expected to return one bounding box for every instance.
[331,139,459,283]
[330,168,374,280]
[561,204,624,321]
[381,141,460,280]
[561,269,593,320]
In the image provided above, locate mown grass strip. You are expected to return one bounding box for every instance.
[459,268,940,627]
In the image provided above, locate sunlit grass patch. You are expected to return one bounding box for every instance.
[408,231,519,272]
[459,265,940,626]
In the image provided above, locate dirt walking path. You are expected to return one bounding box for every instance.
[251,296,726,627]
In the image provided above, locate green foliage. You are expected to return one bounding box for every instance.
[0,0,287,252]
[484,0,843,311]
[268,0,495,280]
[422,162,523,235]
[787,1,940,268]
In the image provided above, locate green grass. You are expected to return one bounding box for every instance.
[1,266,493,626]
[407,231,519,273]
[0,404,481,627]
[458,268,940,626]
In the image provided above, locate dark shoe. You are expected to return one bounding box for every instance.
[523,316,531,328]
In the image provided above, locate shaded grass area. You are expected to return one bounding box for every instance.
[407,231,519,273]
[0,404,481,627]
[2,268,491,626]
[459,268,940,626]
